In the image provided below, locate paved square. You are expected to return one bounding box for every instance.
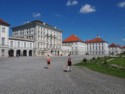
[0,56,125,94]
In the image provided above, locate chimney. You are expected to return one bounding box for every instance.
[96,35,100,38]
[43,22,46,25]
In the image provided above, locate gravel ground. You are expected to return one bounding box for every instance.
[0,55,125,94]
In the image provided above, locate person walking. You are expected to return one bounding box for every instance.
[66,54,72,72]
[46,55,51,69]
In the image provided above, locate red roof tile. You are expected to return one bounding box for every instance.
[0,19,10,26]
[122,46,125,49]
[86,36,106,43]
[63,34,84,43]
[109,43,120,47]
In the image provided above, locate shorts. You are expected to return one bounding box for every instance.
[68,61,72,66]
[47,61,50,64]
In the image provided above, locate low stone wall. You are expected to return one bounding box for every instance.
[109,64,125,72]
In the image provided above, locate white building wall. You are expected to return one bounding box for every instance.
[0,25,9,46]
[109,47,122,55]
[77,42,86,55]
[9,40,33,49]
[103,42,109,54]
[86,42,109,55]
[122,48,125,53]
[0,25,9,57]
[12,21,62,56]
[61,45,72,56]
[8,39,34,56]
[63,42,86,55]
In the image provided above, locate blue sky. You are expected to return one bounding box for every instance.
[0,0,125,45]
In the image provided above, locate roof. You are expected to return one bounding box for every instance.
[0,19,10,26]
[12,20,62,32]
[122,46,125,49]
[63,34,84,43]
[109,43,120,48]
[86,36,106,43]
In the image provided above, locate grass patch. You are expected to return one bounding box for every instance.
[108,57,125,67]
[74,62,125,78]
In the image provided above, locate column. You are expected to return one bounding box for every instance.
[14,49,16,57]
[27,50,29,56]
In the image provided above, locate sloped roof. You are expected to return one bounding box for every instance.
[86,36,106,43]
[12,20,62,32]
[0,19,10,26]
[63,34,84,43]
[122,46,125,49]
[109,43,119,47]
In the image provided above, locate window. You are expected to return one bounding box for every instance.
[2,27,5,32]
[18,42,20,47]
[10,41,13,47]
[2,49,5,56]
[24,42,26,48]
[30,43,32,48]
[38,43,39,48]
[116,48,117,50]
[2,37,5,45]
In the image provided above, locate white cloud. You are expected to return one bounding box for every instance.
[32,13,41,18]
[24,21,30,24]
[80,4,96,14]
[118,1,125,8]
[54,13,62,17]
[66,0,78,6]
[122,38,125,42]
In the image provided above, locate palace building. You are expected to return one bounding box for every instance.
[62,34,86,55]
[0,19,124,57]
[85,36,109,55]
[8,37,34,57]
[109,43,122,55]
[0,19,10,57]
[0,19,62,57]
[12,20,63,56]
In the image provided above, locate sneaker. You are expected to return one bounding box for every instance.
[64,70,67,72]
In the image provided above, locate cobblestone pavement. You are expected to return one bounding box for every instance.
[0,55,125,94]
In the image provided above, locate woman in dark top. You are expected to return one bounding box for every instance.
[66,54,72,72]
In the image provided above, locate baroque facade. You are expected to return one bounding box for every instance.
[12,20,63,56]
[62,35,109,55]
[63,34,86,55]
[8,37,34,57]
[0,19,10,57]
[0,19,62,57]
[0,19,125,57]
[109,43,122,55]
[86,36,109,55]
